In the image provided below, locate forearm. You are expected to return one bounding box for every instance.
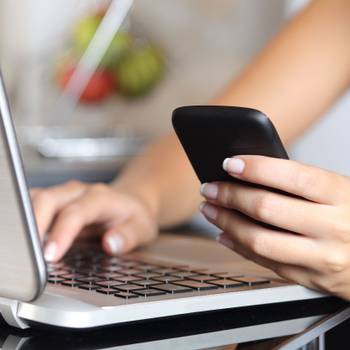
[115,0,350,227]
[114,132,200,227]
[215,0,350,145]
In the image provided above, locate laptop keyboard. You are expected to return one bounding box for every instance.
[47,249,271,300]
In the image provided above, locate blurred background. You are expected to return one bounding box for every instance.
[0,0,349,188]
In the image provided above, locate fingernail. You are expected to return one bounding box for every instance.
[44,242,57,262]
[223,158,245,174]
[217,234,235,250]
[199,203,218,220]
[106,234,125,255]
[200,183,219,200]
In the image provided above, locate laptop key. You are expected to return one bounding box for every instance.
[230,276,271,286]
[95,272,125,280]
[134,272,161,279]
[103,266,123,272]
[113,284,145,292]
[119,268,143,275]
[211,272,243,278]
[188,275,218,282]
[208,279,244,288]
[49,269,69,277]
[96,288,118,295]
[174,280,219,291]
[152,275,181,283]
[153,284,193,294]
[95,280,125,288]
[77,284,101,291]
[132,280,162,287]
[170,271,198,278]
[152,268,175,275]
[114,292,139,299]
[114,276,142,283]
[48,277,66,284]
[76,276,103,284]
[61,280,83,287]
[132,289,167,297]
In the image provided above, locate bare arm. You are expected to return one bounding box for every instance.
[116,0,350,227]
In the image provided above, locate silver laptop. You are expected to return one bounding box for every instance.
[0,72,326,330]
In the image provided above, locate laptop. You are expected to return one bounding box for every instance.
[0,72,326,330]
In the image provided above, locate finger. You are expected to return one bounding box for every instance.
[200,203,323,269]
[274,264,324,292]
[218,232,318,290]
[32,181,87,239]
[202,181,333,238]
[217,232,280,272]
[102,219,157,256]
[44,185,136,261]
[223,155,347,204]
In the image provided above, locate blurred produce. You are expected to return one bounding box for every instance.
[54,7,166,104]
[116,45,164,97]
[73,13,132,68]
[57,64,115,103]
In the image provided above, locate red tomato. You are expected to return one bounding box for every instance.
[59,65,116,103]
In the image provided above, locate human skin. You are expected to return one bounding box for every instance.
[200,155,350,300]
[32,0,350,298]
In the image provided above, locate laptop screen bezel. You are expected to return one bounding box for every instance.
[0,71,46,301]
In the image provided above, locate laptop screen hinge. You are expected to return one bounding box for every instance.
[0,297,29,329]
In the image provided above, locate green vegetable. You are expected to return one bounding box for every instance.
[73,15,131,68]
[116,45,165,97]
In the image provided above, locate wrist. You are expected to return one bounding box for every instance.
[111,179,160,223]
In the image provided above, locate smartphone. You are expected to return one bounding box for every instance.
[172,105,288,184]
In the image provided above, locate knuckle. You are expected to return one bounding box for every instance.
[217,183,234,207]
[216,210,230,231]
[246,233,266,255]
[323,249,349,273]
[252,194,273,221]
[291,165,314,193]
[34,190,52,205]
[329,218,350,243]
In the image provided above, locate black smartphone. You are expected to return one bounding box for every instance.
[172,105,288,184]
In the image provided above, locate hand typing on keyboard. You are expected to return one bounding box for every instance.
[31,181,158,262]
[200,155,350,301]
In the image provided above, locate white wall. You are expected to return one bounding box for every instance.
[291,90,350,175]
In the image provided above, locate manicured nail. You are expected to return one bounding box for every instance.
[106,234,125,255]
[199,203,218,220]
[44,242,57,262]
[217,234,235,250]
[200,183,219,200]
[223,158,245,174]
